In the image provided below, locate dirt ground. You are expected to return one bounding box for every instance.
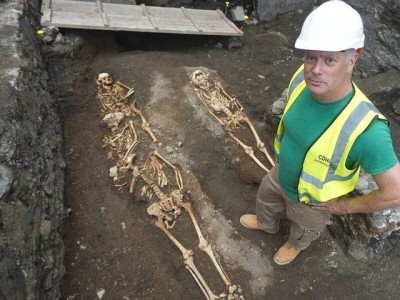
[42,10,400,300]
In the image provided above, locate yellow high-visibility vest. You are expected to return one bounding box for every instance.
[274,64,386,203]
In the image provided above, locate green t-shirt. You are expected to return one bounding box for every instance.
[278,86,398,201]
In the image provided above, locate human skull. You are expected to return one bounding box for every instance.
[97,73,113,90]
[190,70,210,91]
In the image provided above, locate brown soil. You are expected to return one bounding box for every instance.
[42,10,400,300]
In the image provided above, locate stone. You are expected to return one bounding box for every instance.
[224,36,242,50]
[40,220,52,240]
[0,165,13,199]
[229,6,245,22]
[347,240,373,262]
[257,0,314,21]
[393,99,400,115]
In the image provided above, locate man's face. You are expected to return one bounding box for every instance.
[303,50,357,102]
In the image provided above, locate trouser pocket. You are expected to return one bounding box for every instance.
[296,228,323,241]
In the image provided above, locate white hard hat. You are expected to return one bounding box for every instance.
[295,0,365,51]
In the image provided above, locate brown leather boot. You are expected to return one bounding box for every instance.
[274,241,301,265]
[240,214,279,234]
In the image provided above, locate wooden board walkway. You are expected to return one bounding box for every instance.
[40,0,243,36]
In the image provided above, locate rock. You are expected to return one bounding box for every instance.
[40,220,52,240]
[0,165,13,199]
[271,99,286,115]
[355,176,369,190]
[393,99,400,115]
[102,112,125,127]
[257,0,315,21]
[347,240,373,262]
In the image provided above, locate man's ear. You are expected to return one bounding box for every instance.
[351,48,363,65]
[347,50,359,72]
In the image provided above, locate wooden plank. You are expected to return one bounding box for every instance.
[216,9,243,35]
[141,4,158,30]
[41,9,52,23]
[96,0,109,26]
[41,0,52,23]
[106,15,154,30]
[180,7,202,32]
[45,11,104,28]
[40,0,243,36]
[50,1,96,13]
[42,0,51,10]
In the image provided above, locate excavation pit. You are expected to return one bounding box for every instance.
[2,2,400,299]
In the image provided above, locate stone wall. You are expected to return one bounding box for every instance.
[347,0,400,76]
[257,0,316,21]
[257,0,400,77]
[0,2,66,299]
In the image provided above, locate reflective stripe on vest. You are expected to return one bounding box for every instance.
[274,64,386,203]
[299,99,383,203]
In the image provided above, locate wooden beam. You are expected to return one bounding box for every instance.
[96,0,109,26]
[141,4,159,30]
[180,7,202,32]
[41,0,52,23]
[216,9,243,35]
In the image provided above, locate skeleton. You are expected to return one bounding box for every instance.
[141,151,183,227]
[141,152,243,300]
[96,72,157,142]
[97,73,244,299]
[102,119,139,190]
[96,73,134,114]
[190,70,275,172]
[97,73,159,191]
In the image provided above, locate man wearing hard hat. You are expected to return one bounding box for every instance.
[240,0,400,265]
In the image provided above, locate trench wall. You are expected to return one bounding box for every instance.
[0,1,65,299]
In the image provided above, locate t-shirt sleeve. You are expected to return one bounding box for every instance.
[348,118,399,175]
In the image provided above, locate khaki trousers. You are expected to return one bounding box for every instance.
[256,165,331,250]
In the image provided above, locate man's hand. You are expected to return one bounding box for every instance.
[310,197,348,215]
[310,163,400,214]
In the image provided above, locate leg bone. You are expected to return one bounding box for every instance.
[181,202,235,292]
[228,132,270,173]
[242,116,275,167]
[154,219,219,300]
